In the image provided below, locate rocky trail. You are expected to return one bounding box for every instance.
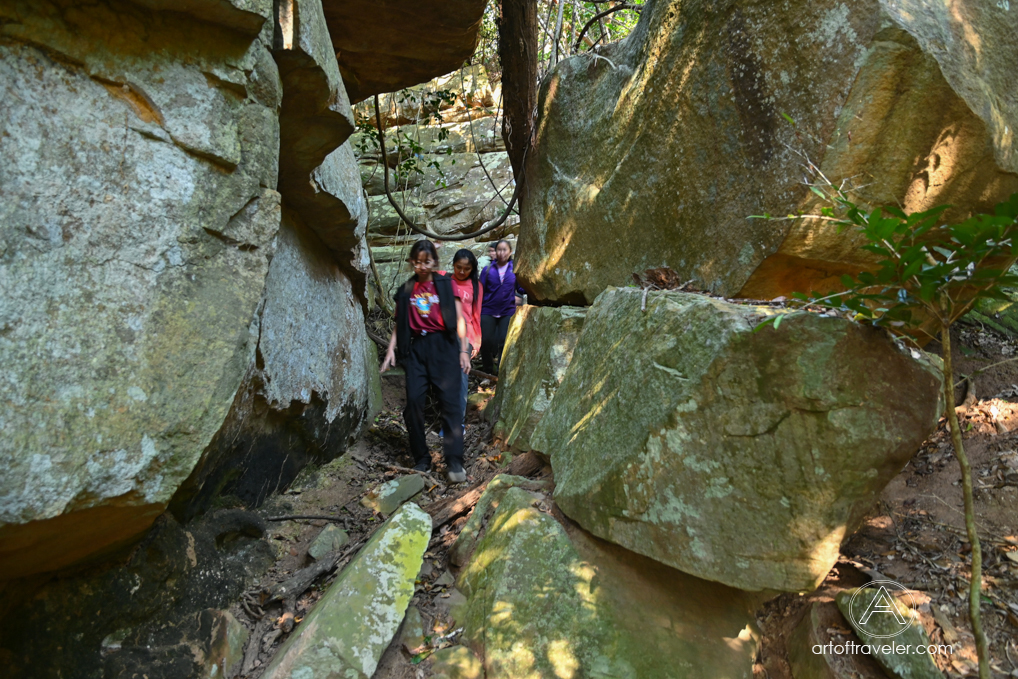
[204,319,1018,679]
[226,372,546,679]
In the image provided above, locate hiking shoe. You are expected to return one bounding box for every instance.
[446,460,467,484]
[413,460,432,473]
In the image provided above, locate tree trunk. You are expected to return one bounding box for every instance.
[941,326,990,679]
[553,0,566,66]
[497,0,538,181]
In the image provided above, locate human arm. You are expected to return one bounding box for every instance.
[471,285,483,358]
[380,329,398,372]
[455,298,470,374]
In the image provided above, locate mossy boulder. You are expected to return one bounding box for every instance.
[454,476,762,678]
[531,288,943,592]
[491,306,587,451]
[262,503,432,679]
[515,0,1018,305]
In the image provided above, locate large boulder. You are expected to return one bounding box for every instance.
[322,0,489,103]
[516,0,1018,305]
[0,0,281,579]
[172,0,380,520]
[261,503,431,679]
[273,0,368,287]
[531,288,943,592]
[453,476,762,679]
[490,305,587,452]
[170,215,381,518]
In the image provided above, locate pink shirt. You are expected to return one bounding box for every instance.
[451,277,483,349]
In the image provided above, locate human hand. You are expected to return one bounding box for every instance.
[381,348,396,373]
[460,352,471,375]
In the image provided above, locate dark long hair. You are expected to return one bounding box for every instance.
[407,239,439,280]
[453,248,479,302]
[496,239,512,261]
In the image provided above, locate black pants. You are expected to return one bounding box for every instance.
[403,331,464,466]
[480,314,512,374]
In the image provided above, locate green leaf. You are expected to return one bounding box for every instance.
[780,111,796,126]
[774,314,784,330]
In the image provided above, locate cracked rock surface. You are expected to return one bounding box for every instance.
[0,0,282,579]
[531,288,945,592]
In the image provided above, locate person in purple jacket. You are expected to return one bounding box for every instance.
[479,239,524,375]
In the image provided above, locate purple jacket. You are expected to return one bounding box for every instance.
[480,260,524,318]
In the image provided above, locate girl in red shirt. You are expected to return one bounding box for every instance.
[381,241,471,482]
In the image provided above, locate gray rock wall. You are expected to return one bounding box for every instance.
[0,0,380,579]
[0,0,282,580]
[353,65,520,245]
[172,213,380,517]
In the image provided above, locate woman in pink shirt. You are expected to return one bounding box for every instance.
[448,249,483,426]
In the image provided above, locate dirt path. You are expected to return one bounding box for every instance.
[757,325,1018,679]
[230,372,546,678]
[232,323,1018,679]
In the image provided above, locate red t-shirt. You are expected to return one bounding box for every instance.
[408,280,459,335]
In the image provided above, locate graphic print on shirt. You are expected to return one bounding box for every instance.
[412,289,439,318]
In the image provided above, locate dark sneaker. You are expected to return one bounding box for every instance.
[446,460,467,484]
[413,460,432,473]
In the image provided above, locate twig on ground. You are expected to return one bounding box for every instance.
[382,463,441,488]
[266,515,345,523]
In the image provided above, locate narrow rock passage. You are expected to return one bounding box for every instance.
[235,371,547,678]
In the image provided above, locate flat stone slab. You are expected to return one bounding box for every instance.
[261,503,432,679]
[307,524,349,560]
[836,587,943,679]
[361,475,425,516]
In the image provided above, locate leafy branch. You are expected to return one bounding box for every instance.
[753,160,1018,679]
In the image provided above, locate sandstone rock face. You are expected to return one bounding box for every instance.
[0,1,281,579]
[1,0,381,579]
[531,289,943,592]
[172,0,379,520]
[274,0,368,286]
[354,65,517,246]
[323,0,489,103]
[172,216,381,517]
[262,503,431,679]
[490,306,587,452]
[454,476,762,679]
[516,0,1018,305]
